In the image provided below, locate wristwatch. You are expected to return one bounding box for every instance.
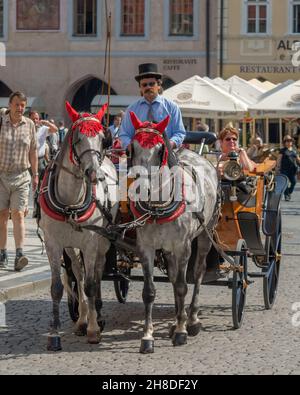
[34,173,39,176]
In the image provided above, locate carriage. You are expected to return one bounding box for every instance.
[64,130,287,331]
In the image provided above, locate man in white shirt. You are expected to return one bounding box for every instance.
[29,111,58,174]
[29,111,58,219]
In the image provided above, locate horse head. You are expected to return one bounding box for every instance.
[65,101,111,184]
[129,111,170,170]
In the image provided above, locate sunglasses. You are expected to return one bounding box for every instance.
[285,139,293,142]
[141,82,157,88]
[225,137,237,142]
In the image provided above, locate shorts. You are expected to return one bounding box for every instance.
[0,170,31,211]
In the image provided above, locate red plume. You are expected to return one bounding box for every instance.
[95,103,109,122]
[155,115,170,135]
[130,112,143,131]
[65,101,80,123]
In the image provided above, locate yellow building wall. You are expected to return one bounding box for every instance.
[221,0,300,83]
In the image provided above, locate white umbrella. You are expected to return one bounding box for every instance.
[163,75,248,119]
[248,78,268,92]
[249,80,300,118]
[217,75,265,105]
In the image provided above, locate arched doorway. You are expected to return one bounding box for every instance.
[0,81,12,97]
[71,77,117,112]
[162,76,176,91]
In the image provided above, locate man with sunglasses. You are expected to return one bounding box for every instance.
[119,63,186,150]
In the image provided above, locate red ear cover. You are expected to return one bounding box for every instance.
[130,111,144,130]
[65,101,80,123]
[155,115,170,134]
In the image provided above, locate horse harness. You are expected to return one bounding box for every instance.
[38,117,113,225]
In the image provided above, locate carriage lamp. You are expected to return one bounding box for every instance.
[223,152,243,182]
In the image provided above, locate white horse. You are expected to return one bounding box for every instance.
[40,102,118,350]
[128,112,219,353]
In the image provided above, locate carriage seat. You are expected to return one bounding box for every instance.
[183,131,217,146]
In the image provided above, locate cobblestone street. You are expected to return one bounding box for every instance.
[1,188,300,375]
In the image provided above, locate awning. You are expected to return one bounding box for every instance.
[0,97,46,112]
[91,95,140,115]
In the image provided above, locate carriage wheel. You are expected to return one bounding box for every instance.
[114,268,131,304]
[232,239,248,329]
[263,212,282,310]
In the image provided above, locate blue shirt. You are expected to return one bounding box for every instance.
[108,125,120,138]
[119,95,186,149]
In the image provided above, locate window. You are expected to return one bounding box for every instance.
[292,1,300,33]
[169,0,194,36]
[73,0,97,36]
[121,0,145,36]
[246,0,268,34]
[0,0,4,37]
[16,0,60,30]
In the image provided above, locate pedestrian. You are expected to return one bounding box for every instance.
[277,134,300,201]
[45,119,59,163]
[119,63,186,152]
[58,120,67,147]
[195,120,209,132]
[108,114,122,139]
[247,136,264,161]
[0,92,38,271]
[29,112,58,218]
[29,112,58,175]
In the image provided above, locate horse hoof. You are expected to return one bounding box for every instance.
[172,332,187,347]
[187,322,202,337]
[98,319,105,333]
[75,323,87,337]
[140,339,154,354]
[47,335,62,352]
[87,331,101,344]
[168,324,176,339]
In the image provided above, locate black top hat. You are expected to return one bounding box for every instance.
[135,63,162,82]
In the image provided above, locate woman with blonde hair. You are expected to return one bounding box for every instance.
[218,124,256,174]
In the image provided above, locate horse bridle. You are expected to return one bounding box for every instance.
[71,117,105,168]
[133,128,166,168]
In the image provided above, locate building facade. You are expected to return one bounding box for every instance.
[219,0,300,83]
[0,0,218,120]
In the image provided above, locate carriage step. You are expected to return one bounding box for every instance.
[248,272,267,278]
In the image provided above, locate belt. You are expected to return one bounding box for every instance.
[38,156,45,160]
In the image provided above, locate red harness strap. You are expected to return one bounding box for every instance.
[39,169,97,223]
[130,200,186,225]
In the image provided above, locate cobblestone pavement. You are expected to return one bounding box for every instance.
[0,189,300,375]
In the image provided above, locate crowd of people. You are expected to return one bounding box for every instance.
[0,63,299,273]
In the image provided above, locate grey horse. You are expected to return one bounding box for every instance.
[40,102,118,349]
[128,112,219,353]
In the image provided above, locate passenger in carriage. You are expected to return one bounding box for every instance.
[217,125,256,176]
[118,63,186,151]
